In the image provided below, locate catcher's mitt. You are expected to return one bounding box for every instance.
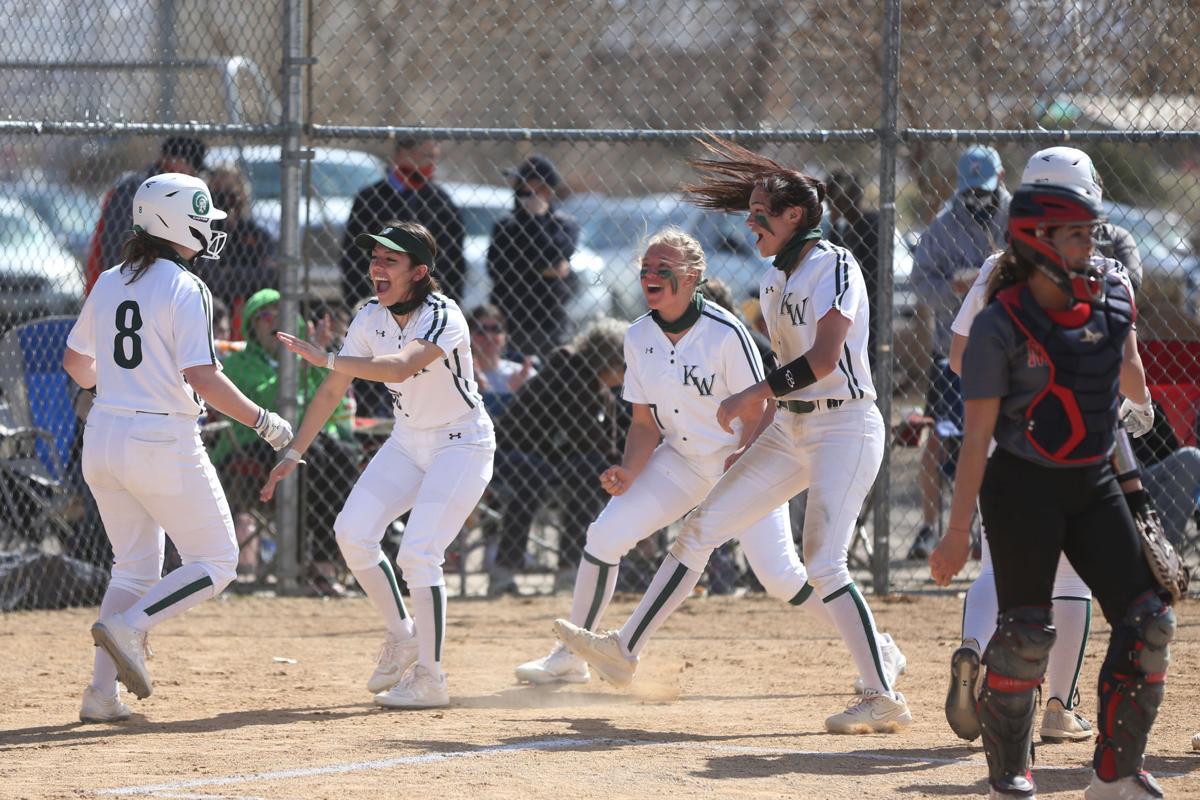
[1133,505,1191,602]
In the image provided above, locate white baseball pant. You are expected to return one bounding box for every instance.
[334,418,494,588]
[585,444,803,600]
[82,407,238,597]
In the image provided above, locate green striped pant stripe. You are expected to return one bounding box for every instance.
[143,575,213,616]
[627,561,688,652]
[789,582,814,606]
[824,582,889,692]
[378,558,409,620]
[431,585,444,663]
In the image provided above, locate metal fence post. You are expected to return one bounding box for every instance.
[273,0,307,593]
[873,0,902,596]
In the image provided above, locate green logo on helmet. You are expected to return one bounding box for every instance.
[192,191,210,215]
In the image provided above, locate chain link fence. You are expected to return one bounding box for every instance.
[3,0,1200,609]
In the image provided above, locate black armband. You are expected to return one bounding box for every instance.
[766,355,817,397]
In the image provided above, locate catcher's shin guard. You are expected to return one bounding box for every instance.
[1094,590,1175,781]
[979,607,1056,786]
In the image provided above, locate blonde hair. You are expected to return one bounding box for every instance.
[641,225,707,281]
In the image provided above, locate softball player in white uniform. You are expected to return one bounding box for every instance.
[556,138,911,734]
[522,229,904,686]
[935,148,1146,745]
[64,173,292,722]
[261,221,493,709]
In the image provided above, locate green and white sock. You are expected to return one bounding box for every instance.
[618,555,700,658]
[569,550,619,630]
[352,558,415,639]
[823,582,891,696]
[125,563,216,632]
[1047,596,1091,707]
[410,585,446,676]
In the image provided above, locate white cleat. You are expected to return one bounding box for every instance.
[824,689,913,734]
[1039,697,1093,743]
[90,616,152,699]
[515,643,590,685]
[1083,771,1165,800]
[853,632,908,694]
[366,634,420,693]
[79,686,132,723]
[373,664,449,709]
[553,619,637,689]
[1193,731,1200,751]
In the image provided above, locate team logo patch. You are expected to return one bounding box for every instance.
[1081,328,1103,344]
[683,365,716,396]
[192,191,210,215]
[781,292,808,326]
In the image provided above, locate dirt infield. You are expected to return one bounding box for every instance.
[2,593,1198,799]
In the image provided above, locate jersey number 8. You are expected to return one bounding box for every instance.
[114,300,143,369]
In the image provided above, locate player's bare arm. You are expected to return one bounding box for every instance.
[63,346,97,391]
[716,308,851,434]
[948,332,968,376]
[183,364,268,429]
[601,403,661,496]
[278,331,443,384]
[930,396,999,586]
[260,370,353,502]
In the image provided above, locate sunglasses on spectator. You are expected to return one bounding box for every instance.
[474,322,504,334]
[256,309,278,323]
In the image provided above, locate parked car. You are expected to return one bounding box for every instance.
[206,145,387,299]
[444,181,608,325]
[13,181,100,266]
[0,196,83,331]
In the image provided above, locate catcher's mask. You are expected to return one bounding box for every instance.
[1009,183,1109,304]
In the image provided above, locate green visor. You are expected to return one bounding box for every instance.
[355,226,434,269]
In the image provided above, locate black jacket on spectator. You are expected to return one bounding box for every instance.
[828,210,880,366]
[496,347,622,462]
[194,218,278,309]
[487,207,579,357]
[339,176,466,304]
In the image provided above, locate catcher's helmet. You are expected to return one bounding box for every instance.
[1009,182,1108,303]
[133,172,227,259]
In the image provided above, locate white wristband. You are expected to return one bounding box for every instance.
[325,351,336,370]
[282,448,304,463]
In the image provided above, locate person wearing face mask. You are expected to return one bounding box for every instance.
[554,136,912,734]
[486,155,581,360]
[908,146,1012,560]
[929,184,1173,800]
[192,165,278,319]
[339,138,466,306]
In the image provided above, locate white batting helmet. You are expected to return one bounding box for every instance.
[132,172,228,259]
[1021,147,1103,202]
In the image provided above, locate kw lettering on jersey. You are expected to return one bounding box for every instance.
[448,432,462,440]
[682,364,716,396]
[781,292,808,326]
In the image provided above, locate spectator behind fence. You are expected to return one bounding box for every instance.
[487,155,581,360]
[908,145,1010,560]
[1130,398,1200,549]
[489,317,629,596]
[193,165,278,323]
[86,136,207,293]
[468,304,535,418]
[339,137,465,305]
[212,288,360,594]
[826,170,881,369]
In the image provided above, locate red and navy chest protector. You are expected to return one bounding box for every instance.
[996,272,1134,465]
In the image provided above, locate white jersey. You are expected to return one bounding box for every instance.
[67,258,218,416]
[623,300,765,465]
[758,240,875,403]
[952,251,1134,337]
[340,293,486,431]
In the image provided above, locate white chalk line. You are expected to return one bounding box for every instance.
[97,736,1185,798]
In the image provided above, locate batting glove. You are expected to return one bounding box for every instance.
[1120,395,1154,438]
[253,407,293,451]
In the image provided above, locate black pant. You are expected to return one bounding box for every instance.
[980,447,1156,626]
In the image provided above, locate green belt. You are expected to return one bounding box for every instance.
[776,399,845,414]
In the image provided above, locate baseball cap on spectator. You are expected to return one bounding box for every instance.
[956,145,1003,193]
[505,155,562,188]
[161,136,207,173]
